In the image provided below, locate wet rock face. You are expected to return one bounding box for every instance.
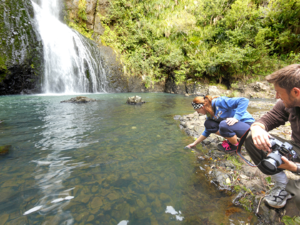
[98,46,129,93]
[65,0,109,35]
[0,0,43,95]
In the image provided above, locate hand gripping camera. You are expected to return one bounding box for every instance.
[261,137,298,172]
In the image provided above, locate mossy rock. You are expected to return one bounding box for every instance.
[0,145,11,155]
[0,0,43,95]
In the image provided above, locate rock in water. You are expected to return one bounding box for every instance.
[126,96,145,105]
[60,96,97,103]
[0,145,11,155]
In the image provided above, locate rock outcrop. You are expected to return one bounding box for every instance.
[60,96,98,103]
[0,0,43,95]
[126,95,145,105]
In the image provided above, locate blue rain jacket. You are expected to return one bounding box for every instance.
[202,97,255,137]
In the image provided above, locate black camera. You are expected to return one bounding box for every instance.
[261,137,298,172]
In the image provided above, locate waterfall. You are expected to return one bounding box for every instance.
[32,0,108,94]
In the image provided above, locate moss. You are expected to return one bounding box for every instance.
[78,0,87,21]
[225,155,243,170]
[65,1,112,56]
[239,196,254,212]
[68,22,94,40]
[0,56,8,82]
[65,0,94,40]
[0,0,43,92]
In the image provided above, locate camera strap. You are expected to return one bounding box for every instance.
[236,128,258,167]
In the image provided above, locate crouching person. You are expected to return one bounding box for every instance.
[186,95,254,153]
[245,64,300,209]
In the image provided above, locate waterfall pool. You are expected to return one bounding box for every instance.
[0,93,257,225]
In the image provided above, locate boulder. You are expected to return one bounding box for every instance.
[126,96,145,105]
[60,96,98,103]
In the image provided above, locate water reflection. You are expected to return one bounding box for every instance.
[27,100,93,222]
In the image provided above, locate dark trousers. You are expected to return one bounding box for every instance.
[244,131,300,210]
[204,119,252,138]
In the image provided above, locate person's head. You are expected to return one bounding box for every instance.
[192,95,216,116]
[266,64,300,108]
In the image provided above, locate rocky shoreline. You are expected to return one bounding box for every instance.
[174,100,300,225]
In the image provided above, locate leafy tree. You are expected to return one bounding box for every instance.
[67,0,300,87]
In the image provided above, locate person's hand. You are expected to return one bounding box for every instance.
[278,156,297,172]
[251,125,271,152]
[186,142,196,149]
[226,118,238,126]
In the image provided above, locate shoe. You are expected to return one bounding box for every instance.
[217,140,238,153]
[264,183,292,209]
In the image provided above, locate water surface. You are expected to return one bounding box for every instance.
[0,93,257,224]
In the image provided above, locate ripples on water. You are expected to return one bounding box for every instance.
[0,93,257,224]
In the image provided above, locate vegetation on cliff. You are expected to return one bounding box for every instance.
[0,0,43,94]
[67,0,94,39]
[68,0,300,87]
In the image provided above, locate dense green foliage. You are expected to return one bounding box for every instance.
[98,0,300,85]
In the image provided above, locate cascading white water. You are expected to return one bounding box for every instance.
[32,0,108,94]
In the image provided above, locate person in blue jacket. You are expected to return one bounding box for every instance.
[186,95,255,152]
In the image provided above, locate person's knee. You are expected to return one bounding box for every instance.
[204,120,219,133]
[219,121,231,136]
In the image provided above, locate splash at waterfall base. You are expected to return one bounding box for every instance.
[175,102,300,224]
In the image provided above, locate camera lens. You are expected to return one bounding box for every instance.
[262,158,277,172]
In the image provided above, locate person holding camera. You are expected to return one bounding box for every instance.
[245,64,300,209]
[186,95,255,152]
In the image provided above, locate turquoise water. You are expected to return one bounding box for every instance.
[0,93,256,225]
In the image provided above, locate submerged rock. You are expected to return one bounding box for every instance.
[126,96,145,105]
[0,145,11,155]
[60,96,98,103]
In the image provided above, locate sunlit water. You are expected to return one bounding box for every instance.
[0,93,257,225]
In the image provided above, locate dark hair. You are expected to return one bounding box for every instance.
[266,64,300,93]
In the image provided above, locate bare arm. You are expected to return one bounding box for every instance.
[278,157,298,172]
[186,135,207,148]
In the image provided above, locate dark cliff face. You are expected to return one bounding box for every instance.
[0,0,43,95]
